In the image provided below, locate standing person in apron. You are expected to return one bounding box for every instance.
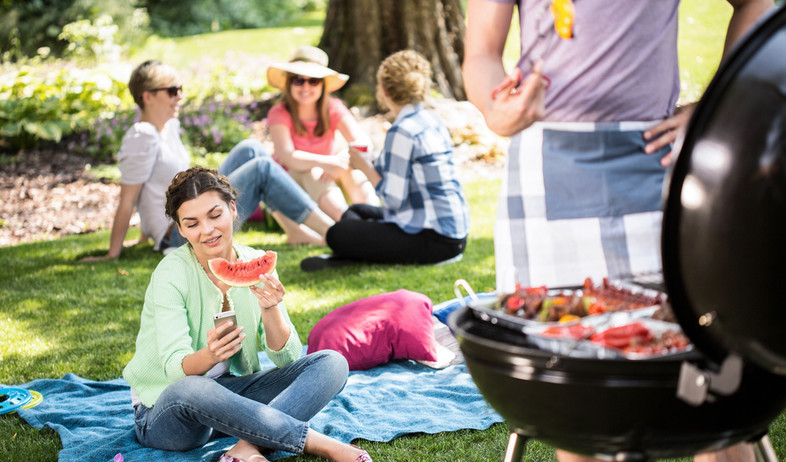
[462,0,774,461]
[464,0,773,291]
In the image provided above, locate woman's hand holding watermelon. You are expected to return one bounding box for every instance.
[250,274,286,310]
[251,274,291,351]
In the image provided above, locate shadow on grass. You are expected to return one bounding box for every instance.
[0,414,61,462]
[0,233,159,384]
[289,236,495,290]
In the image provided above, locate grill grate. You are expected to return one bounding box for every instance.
[628,271,665,293]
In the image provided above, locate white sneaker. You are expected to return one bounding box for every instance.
[435,254,463,266]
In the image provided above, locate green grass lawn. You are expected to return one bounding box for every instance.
[3,176,786,461]
[3,1,786,461]
[0,178,511,461]
[132,11,325,69]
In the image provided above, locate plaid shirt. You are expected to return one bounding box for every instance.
[375,103,469,239]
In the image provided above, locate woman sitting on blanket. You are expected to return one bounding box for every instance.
[122,166,371,462]
[300,50,470,272]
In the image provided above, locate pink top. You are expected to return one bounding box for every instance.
[268,97,352,164]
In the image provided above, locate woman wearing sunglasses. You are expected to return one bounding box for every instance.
[300,50,469,272]
[266,46,377,222]
[82,60,335,262]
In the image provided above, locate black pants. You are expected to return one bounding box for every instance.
[326,204,467,264]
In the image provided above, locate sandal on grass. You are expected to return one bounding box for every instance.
[351,444,373,462]
[217,455,243,462]
[218,454,269,462]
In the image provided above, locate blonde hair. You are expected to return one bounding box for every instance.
[377,50,431,106]
[128,60,180,110]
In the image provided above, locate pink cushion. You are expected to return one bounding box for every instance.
[307,289,437,370]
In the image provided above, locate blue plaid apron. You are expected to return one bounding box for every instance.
[495,121,670,291]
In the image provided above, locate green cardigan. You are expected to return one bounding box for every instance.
[123,244,302,407]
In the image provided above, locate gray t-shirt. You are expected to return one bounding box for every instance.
[117,120,189,249]
[495,0,681,122]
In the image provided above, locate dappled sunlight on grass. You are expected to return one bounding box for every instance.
[465,177,500,238]
[0,292,137,382]
[233,225,289,250]
[0,313,57,361]
[0,235,151,384]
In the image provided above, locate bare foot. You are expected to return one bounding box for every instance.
[223,439,269,462]
[285,224,326,246]
[344,444,371,462]
[323,442,369,462]
[272,211,327,245]
[303,429,371,461]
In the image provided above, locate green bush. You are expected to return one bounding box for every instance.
[143,0,322,37]
[180,97,253,155]
[0,49,280,159]
[0,63,132,154]
[58,14,121,64]
[68,107,137,159]
[175,54,273,155]
[0,0,146,60]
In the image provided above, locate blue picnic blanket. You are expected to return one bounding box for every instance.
[8,345,502,462]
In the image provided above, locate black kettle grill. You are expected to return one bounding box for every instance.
[449,5,786,461]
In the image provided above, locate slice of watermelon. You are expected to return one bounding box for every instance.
[208,251,277,287]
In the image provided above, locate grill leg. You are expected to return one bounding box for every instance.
[504,432,527,462]
[613,452,650,461]
[752,435,777,462]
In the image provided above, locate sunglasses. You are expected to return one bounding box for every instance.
[148,85,183,97]
[290,76,323,87]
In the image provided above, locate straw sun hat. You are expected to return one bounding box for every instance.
[266,46,349,93]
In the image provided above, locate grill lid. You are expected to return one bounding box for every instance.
[662,4,786,375]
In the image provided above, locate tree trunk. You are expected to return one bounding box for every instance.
[319,0,465,103]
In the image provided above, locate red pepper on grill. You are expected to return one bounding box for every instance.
[542,323,595,340]
[524,285,548,295]
[590,322,653,349]
[506,294,524,311]
[587,300,607,315]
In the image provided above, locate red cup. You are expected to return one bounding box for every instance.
[349,141,368,152]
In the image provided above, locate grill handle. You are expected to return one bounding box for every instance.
[677,354,743,406]
[454,279,480,306]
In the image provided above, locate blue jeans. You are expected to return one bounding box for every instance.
[162,139,317,250]
[221,139,316,224]
[133,350,348,453]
